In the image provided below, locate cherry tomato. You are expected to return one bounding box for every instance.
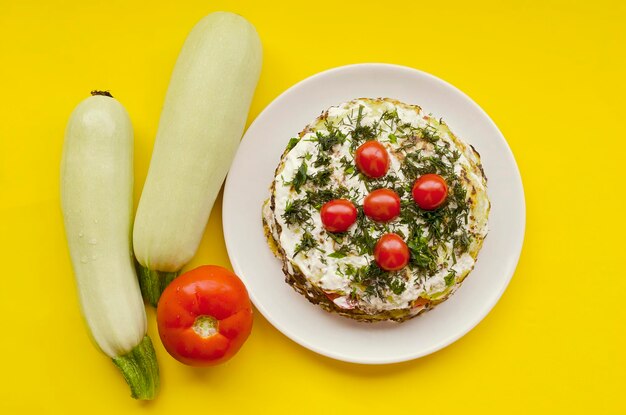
[320,199,357,232]
[374,233,410,271]
[363,188,401,222]
[157,265,253,366]
[412,174,448,210]
[355,141,389,178]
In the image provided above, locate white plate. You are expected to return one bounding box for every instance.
[223,63,525,364]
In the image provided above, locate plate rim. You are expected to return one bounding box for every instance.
[223,62,526,364]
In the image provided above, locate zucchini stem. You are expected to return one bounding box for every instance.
[137,265,179,307]
[91,90,113,98]
[111,335,159,400]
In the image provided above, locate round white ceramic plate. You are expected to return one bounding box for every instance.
[223,63,525,364]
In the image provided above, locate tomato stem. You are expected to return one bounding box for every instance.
[192,315,219,338]
[111,335,159,400]
[136,264,179,307]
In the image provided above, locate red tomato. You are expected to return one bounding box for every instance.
[412,297,430,308]
[157,265,253,366]
[320,199,357,232]
[412,174,448,210]
[363,188,401,222]
[324,291,341,301]
[355,141,389,178]
[324,291,355,310]
[374,233,410,271]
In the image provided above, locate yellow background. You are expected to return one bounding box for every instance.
[1,0,624,413]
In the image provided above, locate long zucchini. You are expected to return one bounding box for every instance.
[133,12,262,306]
[61,91,159,399]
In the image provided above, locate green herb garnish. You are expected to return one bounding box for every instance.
[290,160,308,193]
[444,270,456,287]
[389,278,406,295]
[351,263,407,297]
[313,151,331,168]
[421,125,440,143]
[309,168,332,187]
[304,186,348,210]
[406,227,437,271]
[294,231,319,256]
[351,210,377,255]
[349,105,377,149]
[329,245,351,259]
[282,199,311,226]
[286,137,300,151]
[315,122,346,152]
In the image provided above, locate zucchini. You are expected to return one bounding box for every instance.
[133,12,262,306]
[61,91,159,399]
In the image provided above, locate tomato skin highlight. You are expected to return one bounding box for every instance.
[320,199,357,233]
[355,141,389,178]
[157,265,253,366]
[412,174,448,210]
[374,233,410,271]
[363,188,401,222]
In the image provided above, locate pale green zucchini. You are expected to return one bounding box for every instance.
[61,91,159,399]
[133,12,262,306]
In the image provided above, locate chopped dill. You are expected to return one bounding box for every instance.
[340,156,356,176]
[315,122,346,152]
[329,245,351,259]
[350,105,378,149]
[282,199,311,226]
[309,168,332,188]
[444,270,457,287]
[351,210,376,255]
[286,137,300,151]
[313,151,331,168]
[406,227,437,272]
[294,231,319,256]
[289,160,308,193]
[350,263,407,297]
[304,186,349,210]
[420,125,440,143]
